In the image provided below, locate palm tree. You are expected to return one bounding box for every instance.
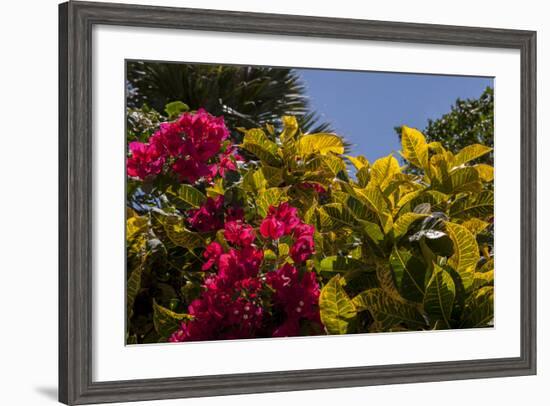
[127,61,331,133]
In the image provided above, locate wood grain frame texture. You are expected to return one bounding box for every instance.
[58,1,537,404]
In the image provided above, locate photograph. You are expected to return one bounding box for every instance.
[125,61,495,344]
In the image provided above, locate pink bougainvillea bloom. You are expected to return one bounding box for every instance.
[293,223,315,239]
[268,202,301,235]
[226,206,244,222]
[150,121,185,157]
[171,156,212,183]
[187,196,225,232]
[260,215,286,240]
[290,234,315,263]
[177,108,229,161]
[224,220,256,247]
[126,141,165,180]
[202,241,224,271]
[267,263,321,337]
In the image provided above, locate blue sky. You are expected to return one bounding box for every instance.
[297,69,493,162]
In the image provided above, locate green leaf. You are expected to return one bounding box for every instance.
[355,185,392,233]
[153,299,191,339]
[155,214,205,249]
[393,213,428,240]
[242,128,282,166]
[445,222,480,291]
[356,166,370,187]
[423,264,456,327]
[473,164,494,182]
[280,116,299,143]
[359,220,385,243]
[167,184,206,208]
[353,288,426,330]
[297,133,345,155]
[461,286,494,328]
[447,167,482,194]
[370,154,400,189]
[472,269,494,290]
[242,169,267,193]
[401,126,429,169]
[449,190,494,219]
[164,101,189,118]
[389,246,426,303]
[322,155,346,176]
[460,218,490,235]
[127,260,145,322]
[320,256,372,273]
[346,155,369,170]
[319,203,357,228]
[454,144,493,167]
[319,275,357,334]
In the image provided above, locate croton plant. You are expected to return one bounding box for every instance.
[126,104,494,344]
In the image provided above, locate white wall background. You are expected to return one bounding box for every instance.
[0,0,546,405]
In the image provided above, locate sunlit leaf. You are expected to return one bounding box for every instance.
[319,275,357,334]
[423,264,456,327]
[454,144,493,167]
[401,126,429,170]
[446,222,480,291]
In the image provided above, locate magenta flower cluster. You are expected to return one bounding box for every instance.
[169,202,321,342]
[127,108,237,183]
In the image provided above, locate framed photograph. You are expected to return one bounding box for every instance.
[59,1,537,404]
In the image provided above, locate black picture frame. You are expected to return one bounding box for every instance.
[59,1,537,404]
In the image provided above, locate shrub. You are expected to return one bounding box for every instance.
[126,106,494,344]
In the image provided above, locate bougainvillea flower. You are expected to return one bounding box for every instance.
[267,263,321,336]
[260,215,286,240]
[293,223,315,239]
[187,196,225,232]
[150,121,185,156]
[171,157,212,183]
[202,241,224,271]
[290,234,315,263]
[177,108,229,161]
[224,220,256,247]
[226,206,244,222]
[271,202,301,234]
[126,141,165,180]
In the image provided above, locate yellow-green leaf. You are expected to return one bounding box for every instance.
[167,184,206,208]
[393,213,428,240]
[353,288,425,330]
[389,246,426,303]
[153,299,191,338]
[472,269,494,290]
[446,222,480,291]
[346,155,369,170]
[280,115,299,142]
[242,128,282,166]
[297,133,345,155]
[401,126,429,169]
[370,154,400,189]
[454,144,492,167]
[473,163,494,182]
[423,264,456,327]
[157,215,205,249]
[449,190,494,219]
[461,286,494,328]
[319,275,357,334]
[461,218,490,235]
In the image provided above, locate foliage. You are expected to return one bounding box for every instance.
[395,87,494,166]
[126,106,494,344]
